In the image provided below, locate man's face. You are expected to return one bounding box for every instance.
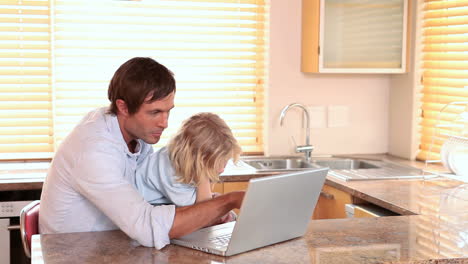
[119,92,175,146]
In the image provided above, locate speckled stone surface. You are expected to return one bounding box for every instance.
[0,166,46,191]
[217,154,467,217]
[0,179,43,191]
[32,215,467,264]
[326,177,466,216]
[7,154,467,263]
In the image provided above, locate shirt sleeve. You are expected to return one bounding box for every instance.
[72,140,175,249]
[136,150,197,207]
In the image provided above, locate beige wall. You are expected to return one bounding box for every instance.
[265,0,392,156]
[388,0,420,160]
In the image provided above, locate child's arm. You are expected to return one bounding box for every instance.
[195,176,212,203]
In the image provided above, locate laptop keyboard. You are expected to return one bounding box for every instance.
[208,233,232,247]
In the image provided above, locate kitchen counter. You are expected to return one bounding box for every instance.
[1,156,463,216]
[32,215,467,264]
[0,161,48,191]
[220,154,467,216]
[10,154,467,263]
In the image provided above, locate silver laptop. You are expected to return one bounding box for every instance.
[170,167,328,256]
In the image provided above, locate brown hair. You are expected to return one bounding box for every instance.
[108,57,176,115]
[167,113,242,185]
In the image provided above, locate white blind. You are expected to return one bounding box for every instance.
[0,0,267,160]
[417,0,468,161]
[0,0,52,160]
[53,0,266,154]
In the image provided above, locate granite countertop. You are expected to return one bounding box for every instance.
[220,154,467,217]
[9,154,468,263]
[1,155,464,217]
[33,215,467,264]
[0,160,48,191]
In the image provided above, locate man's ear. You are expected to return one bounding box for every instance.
[116,99,129,117]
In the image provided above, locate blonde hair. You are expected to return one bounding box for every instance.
[167,113,242,185]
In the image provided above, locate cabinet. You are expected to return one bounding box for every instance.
[312,184,352,219]
[354,206,379,218]
[301,0,410,73]
[353,204,398,218]
[216,181,354,220]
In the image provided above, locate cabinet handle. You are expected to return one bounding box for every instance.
[7,225,20,231]
[320,191,334,200]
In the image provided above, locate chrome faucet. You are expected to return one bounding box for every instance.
[279,103,314,162]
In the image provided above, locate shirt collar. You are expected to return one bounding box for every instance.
[103,108,143,157]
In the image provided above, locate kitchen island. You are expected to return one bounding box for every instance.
[6,154,466,263]
[32,214,466,263]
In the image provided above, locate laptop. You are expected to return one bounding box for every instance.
[170,167,328,256]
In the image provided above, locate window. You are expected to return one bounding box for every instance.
[417,0,468,161]
[0,0,268,160]
[0,0,52,160]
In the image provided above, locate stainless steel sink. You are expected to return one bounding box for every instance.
[240,156,424,181]
[310,159,380,170]
[242,156,381,171]
[243,158,315,172]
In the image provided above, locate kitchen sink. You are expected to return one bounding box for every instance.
[243,158,315,171]
[240,156,424,181]
[242,156,381,172]
[310,159,380,170]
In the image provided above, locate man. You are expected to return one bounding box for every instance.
[39,57,244,249]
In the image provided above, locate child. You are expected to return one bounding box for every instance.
[134,112,242,207]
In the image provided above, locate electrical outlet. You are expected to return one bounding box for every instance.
[307,106,326,128]
[328,105,349,127]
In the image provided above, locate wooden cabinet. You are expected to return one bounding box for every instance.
[301,0,411,73]
[312,184,352,219]
[354,206,377,218]
[212,182,224,194]
[223,182,249,193]
[353,204,398,218]
[216,181,355,220]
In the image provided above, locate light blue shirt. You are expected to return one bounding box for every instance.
[135,147,197,206]
[39,107,175,249]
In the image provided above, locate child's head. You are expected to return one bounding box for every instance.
[167,112,242,185]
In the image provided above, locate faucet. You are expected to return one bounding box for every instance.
[279,103,314,162]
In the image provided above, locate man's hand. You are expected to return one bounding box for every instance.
[169,191,245,239]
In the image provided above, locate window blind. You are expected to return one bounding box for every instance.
[417,0,468,161]
[0,0,52,160]
[53,0,266,154]
[0,0,267,160]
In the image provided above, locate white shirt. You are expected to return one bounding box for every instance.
[134,147,197,206]
[39,107,175,249]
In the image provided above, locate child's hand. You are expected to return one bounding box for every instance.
[218,210,237,223]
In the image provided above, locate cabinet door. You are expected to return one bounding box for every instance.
[312,184,352,219]
[354,206,378,218]
[212,182,223,194]
[302,0,410,73]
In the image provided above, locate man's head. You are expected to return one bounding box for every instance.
[108,57,176,146]
[108,57,175,115]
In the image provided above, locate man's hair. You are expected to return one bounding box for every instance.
[108,57,176,115]
[167,113,242,185]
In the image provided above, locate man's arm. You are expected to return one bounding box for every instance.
[169,191,244,239]
[73,142,175,249]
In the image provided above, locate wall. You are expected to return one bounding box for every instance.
[388,0,420,160]
[265,0,391,156]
